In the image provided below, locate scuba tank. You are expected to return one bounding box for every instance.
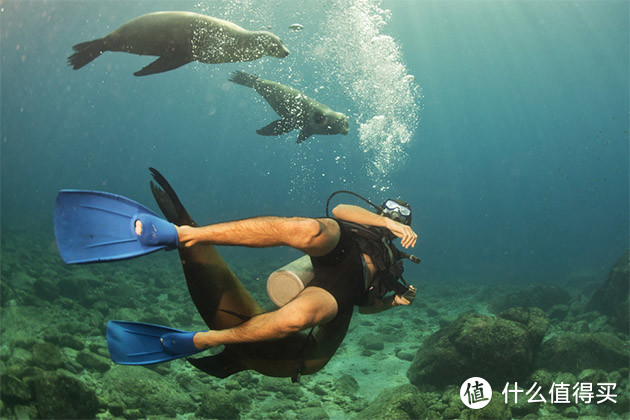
[267,255,314,307]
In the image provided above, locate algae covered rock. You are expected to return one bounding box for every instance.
[354,384,426,419]
[295,405,329,419]
[43,331,86,351]
[586,249,629,332]
[30,342,65,370]
[490,284,570,313]
[536,332,629,373]
[498,307,550,345]
[196,388,251,419]
[101,365,195,417]
[0,369,33,405]
[358,333,385,351]
[407,310,549,388]
[57,275,89,300]
[30,371,99,419]
[334,374,360,396]
[461,391,511,419]
[76,349,111,373]
[33,277,59,301]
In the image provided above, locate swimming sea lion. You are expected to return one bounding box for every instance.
[228,70,349,143]
[149,168,351,380]
[68,11,290,76]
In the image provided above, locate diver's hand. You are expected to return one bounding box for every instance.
[393,285,416,306]
[384,218,418,248]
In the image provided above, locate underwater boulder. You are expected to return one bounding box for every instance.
[42,330,85,351]
[33,277,59,301]
[196,387,253,419]
[76,349,111,373]
[358,333,385,351]
[0,368,33,405]
[101,365,195,417]
[30,342,65,371]
[498,307,550,346]
[354,384,427,419]
[461,391,511,420]
[57,275,89,301]
[30,371,99,419]
[536,332,629,373]
[489,284,571,313]
[407,309,549,389]
[586,249,629,332]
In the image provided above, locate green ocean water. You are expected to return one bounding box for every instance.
[1,1,628,419]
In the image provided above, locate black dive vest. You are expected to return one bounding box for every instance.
[337,220,409,306]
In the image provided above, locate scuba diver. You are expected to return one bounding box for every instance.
[54,172,421,380]
[174,193,419,351]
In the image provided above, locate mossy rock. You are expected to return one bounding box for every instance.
[101,366,194,417]
[354,384,427,419]
[33,277,59,301]
[334,374,359,396]
[358,333,385,351]
[407,310,549,388]
[295,406,329,419]
[0,369,33,405]
[29,371,99,419]
[490,284,570,313]
[461,391,511,419]
[30,342,65,371]
[586,250,629,332]
[537,332,629,373]
[76,349,111,373]
[196,388,251,419]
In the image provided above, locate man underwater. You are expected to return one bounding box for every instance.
[173,198,419,351]
[55,169,419,380]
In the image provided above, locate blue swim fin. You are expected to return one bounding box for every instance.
[54,190,178,264]
[106,320,203,365]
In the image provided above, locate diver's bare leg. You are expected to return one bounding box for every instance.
[193,287,338,349]
[177,217,340,256]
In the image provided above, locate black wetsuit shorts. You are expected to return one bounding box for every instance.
[306,219,365,313]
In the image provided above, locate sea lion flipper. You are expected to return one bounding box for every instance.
[187,351,247,379]
[228,70,259,87]
[134,55,191,77]
[149,168,264,330]
[68,39,106,70]
[297,129,312,143]
[256,119,296,136]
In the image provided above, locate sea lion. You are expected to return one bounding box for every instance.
[149,168,351,380]
[228,70,349,143]
[68,11,290,76]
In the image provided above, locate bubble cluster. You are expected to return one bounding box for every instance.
[320,0,420,188]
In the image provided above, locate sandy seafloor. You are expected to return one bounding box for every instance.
[1,228,628,419]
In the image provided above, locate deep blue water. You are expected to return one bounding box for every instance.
[1,0,628,286]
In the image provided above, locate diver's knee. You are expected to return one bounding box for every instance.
[295,218,339,255]
[279,309,314,334]
[289,218,324,247]
[278,297,334,332]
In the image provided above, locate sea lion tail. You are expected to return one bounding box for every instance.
[228,70,259,88]
[67,39,106,70]
[187,350,247,379]
[148,167,196,227]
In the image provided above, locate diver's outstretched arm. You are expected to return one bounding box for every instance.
[332,204,418,248]
[177,216,340,257]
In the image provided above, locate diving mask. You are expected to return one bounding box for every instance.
[381,199,412,225]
